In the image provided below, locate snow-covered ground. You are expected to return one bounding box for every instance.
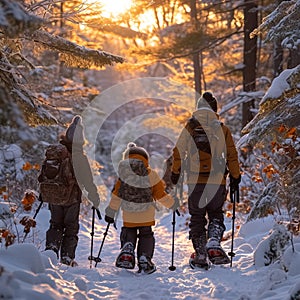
[0,205,299,300]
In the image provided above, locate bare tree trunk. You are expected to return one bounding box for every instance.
[242,0,258,127]
[60,2,64,29]
[190,0,201,107]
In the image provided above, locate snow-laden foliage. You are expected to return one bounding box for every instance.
[220,91,265,115]
[281,243,300,275]
[240,65,300,223]
[246,181,278,221]
[251,0,300,50]
[0,0,124,132]
[0,144,26,182]
[241,66,300,144]
[254,223,290,267]
[0,202,16,220]
[31,30,124,69]
[0,0,43,38]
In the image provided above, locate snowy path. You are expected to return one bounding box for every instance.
[1,208,299,300]
[47,210,280,299]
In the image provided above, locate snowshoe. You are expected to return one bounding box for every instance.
[61,256,78,267]
[115,242,135,269]
[206,246,230,265]
[137,255,156,274]
[189,252,210,270]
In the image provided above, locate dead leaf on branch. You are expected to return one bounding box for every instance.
[0,229,16,247]
[20,216,36,234]
[21,190,37,211]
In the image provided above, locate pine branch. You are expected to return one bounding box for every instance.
[29,30,125,69]
[0,0,44,38]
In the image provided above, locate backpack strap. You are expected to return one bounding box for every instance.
[187,116,201,131]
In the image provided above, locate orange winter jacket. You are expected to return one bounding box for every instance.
[172,108,241,185]
[107,153,175,227]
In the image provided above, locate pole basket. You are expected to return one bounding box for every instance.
[88,256,102,263]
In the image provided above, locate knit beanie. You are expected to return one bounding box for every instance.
[197,91,218,112]
[122,142,149,160]
[60,115,84,150]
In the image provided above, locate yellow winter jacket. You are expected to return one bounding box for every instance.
[172,108,241,185]
[108,153,175,227]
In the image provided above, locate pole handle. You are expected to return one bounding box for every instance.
[230,185,240,203]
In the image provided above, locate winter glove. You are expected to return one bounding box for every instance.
[170,195,180,212]
[88,191,100,208]
[171,172,180,185]
[230,174,241,191]
[104,206,116,224]
[104,215,114,224]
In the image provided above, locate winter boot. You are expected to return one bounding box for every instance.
[61,256,78,267]
[115,242,135,269]
[189,235,210,270]
[137,255,156,274]
[206,219,230,265]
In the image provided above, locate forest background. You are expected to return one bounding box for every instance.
[0,0,299,257]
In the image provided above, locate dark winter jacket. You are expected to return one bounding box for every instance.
[60,137,100,208]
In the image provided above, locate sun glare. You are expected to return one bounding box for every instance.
[96,0,133,18]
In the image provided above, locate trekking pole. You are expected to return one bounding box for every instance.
[94,222,111,267]
[228,185,239,267]
[169,204,180,271]
[33,198,43,219]
[169,163,184,272]
[88,206,102,268]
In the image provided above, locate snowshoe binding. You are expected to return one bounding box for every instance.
[189,252,210,270]
[115,242,135,269]
[207,247,230,265]
[137,255,156,274]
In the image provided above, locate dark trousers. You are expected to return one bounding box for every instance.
[120,226,155,259]
[188,184,226,240]
[46,202,80,259]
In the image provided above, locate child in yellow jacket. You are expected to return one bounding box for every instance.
[105,142,178,273]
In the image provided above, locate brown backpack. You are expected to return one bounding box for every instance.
[38,144,75,205]
[187,117,227,175]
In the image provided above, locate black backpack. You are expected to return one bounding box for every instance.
[38,144,75,205]
[117,158,153,212]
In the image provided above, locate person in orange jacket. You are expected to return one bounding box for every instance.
[171,91,241,268]
[105,142,179,273]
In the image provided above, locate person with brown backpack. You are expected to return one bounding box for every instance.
[171,91,241,270]
[38,115,100,266]
[104,142,179,274]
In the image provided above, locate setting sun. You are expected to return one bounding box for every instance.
[95,0,133,18]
